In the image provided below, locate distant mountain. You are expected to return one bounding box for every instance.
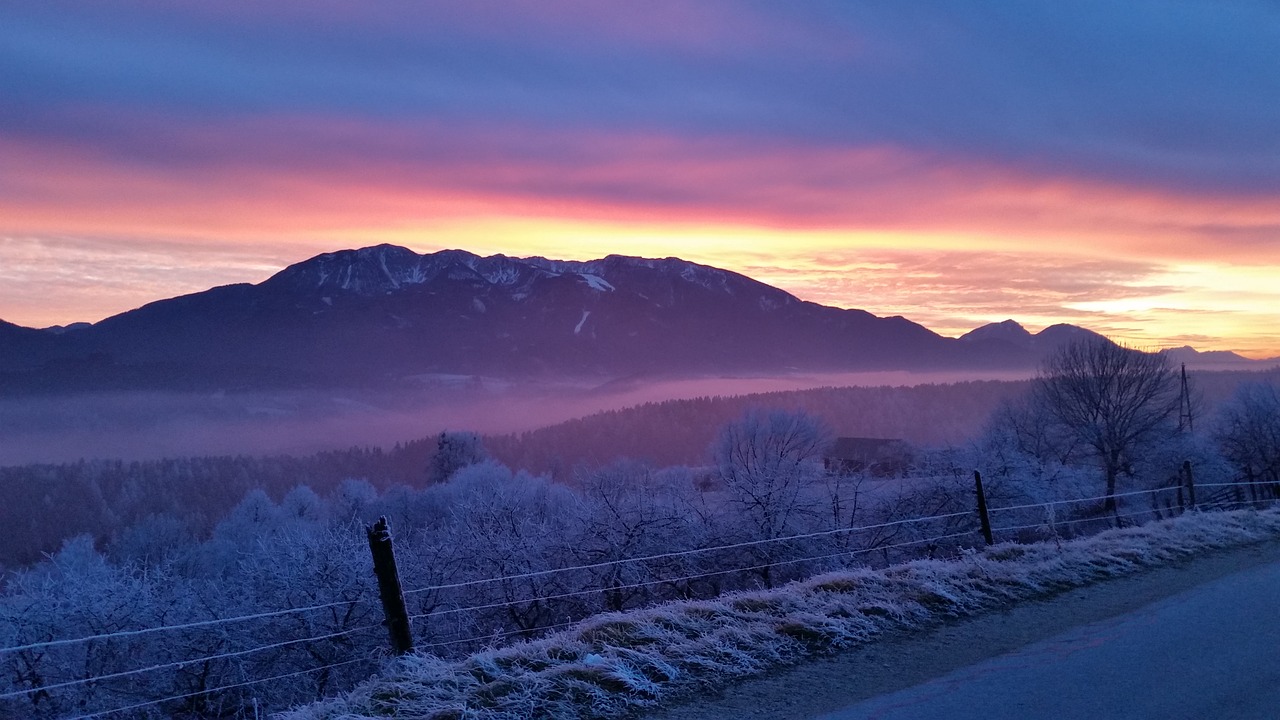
[0,246,1234,394]
[0,318,68,371]
[958,319,1034,346]
[959,319,1108,355]
[960,319,1270,368]
[41,322,92,335]
[1161,346,1259,366]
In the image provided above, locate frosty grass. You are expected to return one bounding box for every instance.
[282,508,1280,720]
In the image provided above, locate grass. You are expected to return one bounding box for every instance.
[280,508,1280,720]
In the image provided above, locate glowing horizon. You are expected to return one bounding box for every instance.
[2,2,1278,357]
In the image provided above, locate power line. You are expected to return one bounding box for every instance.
[414,618,589,653]
[987,500,1260,535]
[987,481,1276,518]
[7,480,1257,657]
[1197,481,1278,490]
[9,530,979,714]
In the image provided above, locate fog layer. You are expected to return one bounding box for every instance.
[0,370,1031,465]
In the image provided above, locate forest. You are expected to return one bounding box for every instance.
[1,349,1279,718]
[0,378,1037,569]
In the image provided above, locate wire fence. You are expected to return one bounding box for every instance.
[70,657,372,720]
[2,470,1276,719]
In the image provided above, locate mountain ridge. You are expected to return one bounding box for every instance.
[0,246,1266,394]
[960,319,1107,352]
[961,319,1269,366]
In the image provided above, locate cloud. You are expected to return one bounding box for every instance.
[735,249,1280,358]
[742,250,1169,326]
[3,120,1278,268]
[0,235,295,326]
[4,1,1279,247]
[2,1,1278,194]
[1,1,1278,354]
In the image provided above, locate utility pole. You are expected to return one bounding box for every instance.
[1178,363,1194,432]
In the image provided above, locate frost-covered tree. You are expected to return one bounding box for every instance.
[327,478,379,524]
[713,409,833,540]
[1216,381,1280,488]
[574,462,689,610]
[431,462,582,635]
[427,431,488,484]
[0,536,178,719]
[975,396,1099,516]
[1034,338,1180,515]
[106,512,195,567]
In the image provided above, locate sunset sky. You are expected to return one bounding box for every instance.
[2,1,1277,356]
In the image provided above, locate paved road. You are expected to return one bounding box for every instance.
[820,559,1280,720]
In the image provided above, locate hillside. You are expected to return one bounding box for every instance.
[485,380,1030,476]
[0,246,1038,393]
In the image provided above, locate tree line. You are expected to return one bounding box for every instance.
[0,380,1026,568]
[1,366,1274,570]
[1,340,1278,717]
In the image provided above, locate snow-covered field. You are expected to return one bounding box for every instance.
[281,507,1280,720]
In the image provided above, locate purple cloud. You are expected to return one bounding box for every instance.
[2,0,1277,199]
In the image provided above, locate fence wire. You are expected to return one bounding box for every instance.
[3,476,1273,720]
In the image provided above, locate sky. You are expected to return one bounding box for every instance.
[1,1,1278,357]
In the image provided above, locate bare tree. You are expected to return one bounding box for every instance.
[1216,381,1280,490]
[1034,338,1180,516]
[712,408,834,541]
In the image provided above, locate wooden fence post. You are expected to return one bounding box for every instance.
[1183,461,1196,511]
[366,516,414,655]
[974,470,994,546]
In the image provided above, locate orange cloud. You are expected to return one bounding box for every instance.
[3,129,1276,249]
[2,126,1278,356]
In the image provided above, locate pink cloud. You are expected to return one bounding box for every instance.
[4,114,1279,270]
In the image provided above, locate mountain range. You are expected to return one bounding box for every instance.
[0,245,1266,393]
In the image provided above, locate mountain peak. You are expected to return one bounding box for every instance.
[959,319,1032,344]
[1033,323,1107,347]
[1161,345,1254,365]
[262,245,800,309]
[264,246,537,296]
[959,319,1119,360]
[4,247,1264,393]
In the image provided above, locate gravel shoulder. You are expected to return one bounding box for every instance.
[645,538,1280,720]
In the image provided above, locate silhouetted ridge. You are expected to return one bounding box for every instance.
[0,246,1163,393]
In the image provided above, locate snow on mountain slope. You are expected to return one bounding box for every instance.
[0,246,1049,391]
[263,245,775,308]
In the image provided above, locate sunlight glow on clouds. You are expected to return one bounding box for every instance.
[0,1,1277,356]
[0,236,292,327]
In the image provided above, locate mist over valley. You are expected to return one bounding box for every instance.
[1,249,1277,720]
[3,244,1266,465]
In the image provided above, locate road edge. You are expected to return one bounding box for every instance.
[645,536,1280,720]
